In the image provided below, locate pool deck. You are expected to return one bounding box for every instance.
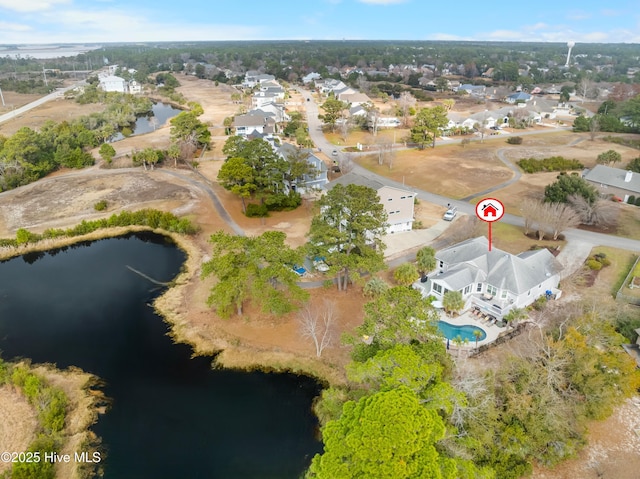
[438,310,506,348]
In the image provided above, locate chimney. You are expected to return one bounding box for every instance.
[625,170,633,183]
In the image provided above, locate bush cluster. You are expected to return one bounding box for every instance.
[506,136,523,144]
[94,200,108,211]
[1,209,198,249]
[517,156,584,173]
[245,203,269,217]
[586,253,611,270]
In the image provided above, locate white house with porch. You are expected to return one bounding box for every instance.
[414,237,563,319]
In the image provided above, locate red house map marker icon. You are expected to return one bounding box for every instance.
[475,198,505,251]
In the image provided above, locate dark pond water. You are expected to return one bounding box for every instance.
[110,102,182,142]
[0,233,321,479]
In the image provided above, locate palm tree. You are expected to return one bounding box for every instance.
[473,329,483,349]
[443,290,464,317]
[504,307,527,329]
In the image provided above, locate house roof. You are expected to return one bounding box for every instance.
[277,143,328,173]
[435,237,562,295]
[583,165,640,194]
[325,172,413,196]
[233,112,273,127]
[507,92,532,101]
[340,92,371,104]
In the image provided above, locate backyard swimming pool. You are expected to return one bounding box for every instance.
[437,321,487,342]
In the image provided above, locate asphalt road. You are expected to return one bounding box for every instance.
[0,81,86,125]
[302,88,640,254]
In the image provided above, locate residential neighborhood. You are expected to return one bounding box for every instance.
[1,34,640,479]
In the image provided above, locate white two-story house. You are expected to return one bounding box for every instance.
[324,172,415,233]
[415,236,563,318]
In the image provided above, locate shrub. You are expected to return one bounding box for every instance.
[586,259,603,270]
[245,203,269,217]
[94,200,108,211]
[531,296,547,311]
[628,195,636,204]
[363,277,389,297]
[636,197,640,207]
[517,156,584,173]
[507,136,523,145]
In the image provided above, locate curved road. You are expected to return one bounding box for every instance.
[302,89,640,254]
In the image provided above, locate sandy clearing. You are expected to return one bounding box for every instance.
[0,385,38,475]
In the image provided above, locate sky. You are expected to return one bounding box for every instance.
[0,0,639,45]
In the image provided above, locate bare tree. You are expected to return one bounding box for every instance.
[520,198,543,236]
[297,300,336,357]
[578,77,595,103]
[398,91,416,128]
[547,202,581,240]
[338,153,355,174]
[589,115,600,141]
[568,194,619,228]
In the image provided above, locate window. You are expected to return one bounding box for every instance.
[501,290,508,299]
[387,198,393,201]
[464,285,471,295]
[476,283,482,292]
[487,285,497,296]
[439,260,444,268]
[401,196,406,199]
[433,283,442,294]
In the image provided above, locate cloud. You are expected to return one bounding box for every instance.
[358,0,407,4]
[0,21,31,32]
[0,0,70,13]
[566,10,591,21]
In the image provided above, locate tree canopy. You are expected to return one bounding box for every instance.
[319,96,348,132]
[544,173,598,204]
[307,183,388,291]
[201,231,309,317]
[307,387,457,479]
[410,106,449,149]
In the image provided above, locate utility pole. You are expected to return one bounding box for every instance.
[0,86,5,107]
[42,65,48,87]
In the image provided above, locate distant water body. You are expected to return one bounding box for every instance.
[0,44,102,59]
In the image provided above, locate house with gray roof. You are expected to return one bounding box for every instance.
[277,143,328,195]
[506,92,532,104]
[232,111,276,137]
[325,172,416,233]
[414,236,563,318]
[583,165,640,202]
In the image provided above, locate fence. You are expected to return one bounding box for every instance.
[616,255,640,306]
[468,323,528,357]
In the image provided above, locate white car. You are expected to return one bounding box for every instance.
[313,258,330,272]
[443,207,457,221]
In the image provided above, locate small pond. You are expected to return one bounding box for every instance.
[110,102,182,142]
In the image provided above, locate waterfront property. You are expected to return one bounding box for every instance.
[414,236,563,320]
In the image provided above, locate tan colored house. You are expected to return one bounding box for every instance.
[325,172,415,233]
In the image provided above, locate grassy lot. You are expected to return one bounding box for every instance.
[489,222,566,254]
[325,129,407,147]
[588,247,639,298]
[616,206,640,240]
[355,141,513,200]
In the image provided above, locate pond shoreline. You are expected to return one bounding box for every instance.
[0,227,344,386]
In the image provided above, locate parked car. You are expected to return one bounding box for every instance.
[313,257,330,272]
[332,149,338,156]
[443,207,457,221]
